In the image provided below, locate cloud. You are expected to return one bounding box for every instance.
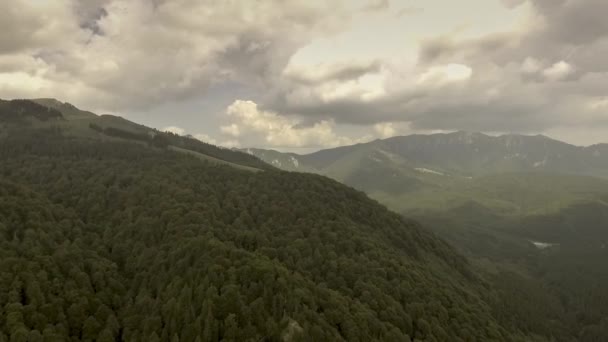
[374,122,396,138]
[521,57,542,73]
[419,0,608,72]
[255,0,608,139]
[221,100,370,148]
[193,133,240,148]
[395,6,424,18]
[0,0,358,112]
[588,97,608,111]
[2,0,608,146]
[264,59,480,125]
[163,126,185,135]
[194,133,216,144]
[283,60,382,85]
[417,64,473,85]
[220,123,241,137]
[542,61,573,81]
[73,0,111,34]
[500,0,527,9]
[0,0,83,54]
[362,0,389,12]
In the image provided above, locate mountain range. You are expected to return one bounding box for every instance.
[243,133,608,215]
[245,132,608,178]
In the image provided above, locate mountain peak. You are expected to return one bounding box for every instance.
[0,98,65,123]
[29,98,98,119]
[33,98,64,105]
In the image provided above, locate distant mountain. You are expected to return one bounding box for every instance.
[245,131,608,179]
[244,132,608,214]
[240,148,314,172]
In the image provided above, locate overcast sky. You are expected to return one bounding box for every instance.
[1,0,607,151]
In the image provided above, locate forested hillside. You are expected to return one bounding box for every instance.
[0,128,547,341]
[0,98,272,172]
[245,133,608,213]
[0,99,64,125]
[413,201,608,341]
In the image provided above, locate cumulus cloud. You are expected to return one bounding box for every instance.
[221,100,371,148]
[417,64,473,85]
[163,126,185,135]
[0,0,83,54]
[283,60,382,85]
[419,0,608,72]
[193,134,216,145]
[521,57,542,74]
[542,61,574,81]
[0,0,358,112]
[2,0,608,147]
[220,124,241,137]
[198,135,240,149]
[374,122,396,138]
[588,98,608,111]
[256,0,608,139]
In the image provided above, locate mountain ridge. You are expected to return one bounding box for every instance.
[0,98,273,172]
[243,130,608,218]
[244,130,608,179]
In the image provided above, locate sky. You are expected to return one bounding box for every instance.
[1,0,607,151]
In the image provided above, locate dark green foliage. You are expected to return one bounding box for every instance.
[509,202,608,245]
[102,126,151,142]
[88,125,270,170]
[162,132,273,170]
[0,130,533,341]
[88,123,103,133]
[492,202,608,338]
[342,156,425,195]
[151,133,171,148]
[89,124,171,149]
[0,100,63,124]
[415,200,608,341]
[1,97,270,172]
[31,98,98,120]
[489,271,570,337]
